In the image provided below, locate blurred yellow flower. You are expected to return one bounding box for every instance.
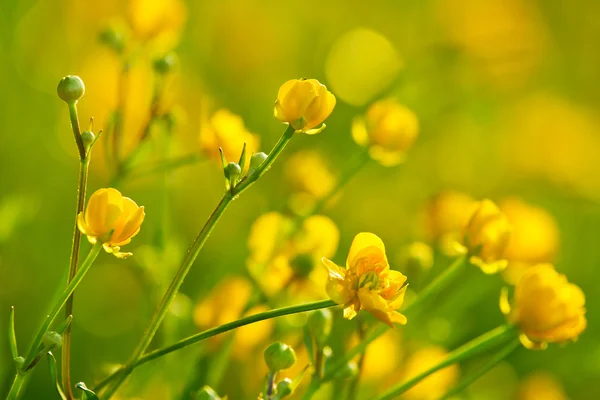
[77,188,145,258]
[501,264,586,349]
[232,305,275,357]
[455,199,511,274]
[517,372,568,400]
[322,232,408,327]
[398,242,434,272]
[284,150,336,213]
[360,330,403,382]
[193,277,253,330]
[352,100,419,166]
[274,78,336,134]
[199,109,260,169]
[401,346,459,400]
[247,212,340,298]
[128,0,187,49]
[499,198,560,284]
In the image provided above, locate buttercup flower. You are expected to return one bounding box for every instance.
[322,232,408,327]
[128,0,187,50]
[455,199,512,274]
[77,188,145,258]
[500,198,560,284]
[401,346,460,400]
[247,212,339,298]
[284,150,336,213]
[199,109,260,169]
[274,78,336,134]
[517,372,568,400]
[500,264,586,349]
[352,100,419,166]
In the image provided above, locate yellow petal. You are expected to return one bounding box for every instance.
[346,232,388,269]
[321,257,346,280]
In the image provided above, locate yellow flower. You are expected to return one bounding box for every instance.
[193,277,253,330]
[359,330,403,381]
[247,212,339,299]
[352,100,419,166]
[199,109,260,169]
[274,78,336,134]
[322,232,408,327]
[401,346,459,400]
[455,199,512,274]
[77,188,145,258]
[500,264,586,349]
[128,0,187,49]
[232,305,274,357]
[517,372,568,400]
[423,191,477,242]
[500,198,560,284]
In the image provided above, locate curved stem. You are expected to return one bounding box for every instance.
[5,373,28,400]
[62,157,90,400]
[372,325,518,400]
[100,125,296,399]
[22,243,103,369]
[322,256,468,381]
[439,339,521,400]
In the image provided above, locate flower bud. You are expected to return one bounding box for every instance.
[274,78,336,134]
[194,385,221,400]
[43,331,63,350]
[276,378,293,397]
[57,76,85,103]
[224,162,242,186]
[98,27,125,53]
[399,242,434,271]
[352,100,418,166]
[501,264,586,349]
[247,152,268,176]
[307,309,333,346]
[458,199,512,274]
[264,341,297,371]
[81,131,95,150]
[153,52,178,75]
[335,361,359,379]
[289,252,315,278]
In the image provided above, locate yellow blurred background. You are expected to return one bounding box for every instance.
[1,0,599,399]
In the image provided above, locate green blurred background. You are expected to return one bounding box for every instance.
[1,0,599,399]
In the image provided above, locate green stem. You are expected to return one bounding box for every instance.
[439,339,521,400]
[322,256,468,382]
[112,60,129,164]
[67,102,86,160]
[99,125,297,399]
[22,243,103,370]
[62,149,90,400]
[5,373,28,400]
[95,300,336,393]
[372,325,518,400]
[125,154,203,181]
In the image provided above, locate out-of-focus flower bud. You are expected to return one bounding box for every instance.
[307,309,333,347]
[57,76,85,103]
[276,378,294,397]
[153,52,178,75]
[42,331,63,350]
[264,341,297,372]
[335,361,359,380]
[399,241,434,271]
[274,79,336,134]
[98,26,125,53]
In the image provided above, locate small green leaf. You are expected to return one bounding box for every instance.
[47,352,67,400]
[237,141,247,173]
[76,382,99,400]
[8,306,18,360]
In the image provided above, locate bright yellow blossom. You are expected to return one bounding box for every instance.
[322,232,408,327]
[247,212,339,299]
[401,346,460,400]
[500,264,586,349]
[455,199,512,274]
[352,100,419,166]
[77,188,145,258]
[199,109,260,169]
[500,198,560,284]
[274,78,336,134]
[517,372,568,400]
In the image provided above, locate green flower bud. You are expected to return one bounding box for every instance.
[335,361,358,380]
[194,385,221,400]
[247,152,268,176]
[13,356,25,370]
[81,131,95,150]
[276,378,293,397]
[307,309,332,346]
[43,331,63,350]
[224,162,242,185]
[289,252,315,278]
[98,27,125,53]
[57,76,85,103]
[264,342,296,372]
[399,241,434,271]
[153,52,178,75]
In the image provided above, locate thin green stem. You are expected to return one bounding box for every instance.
[439,339,521,400]
[124,153,203,181]
[22,243,103,369]
[62,157,90,400]
[100,125,297,399]
[67,102,86,160]
[373,325,518,400]
[5,373,28,400]
[322,256,468,382]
